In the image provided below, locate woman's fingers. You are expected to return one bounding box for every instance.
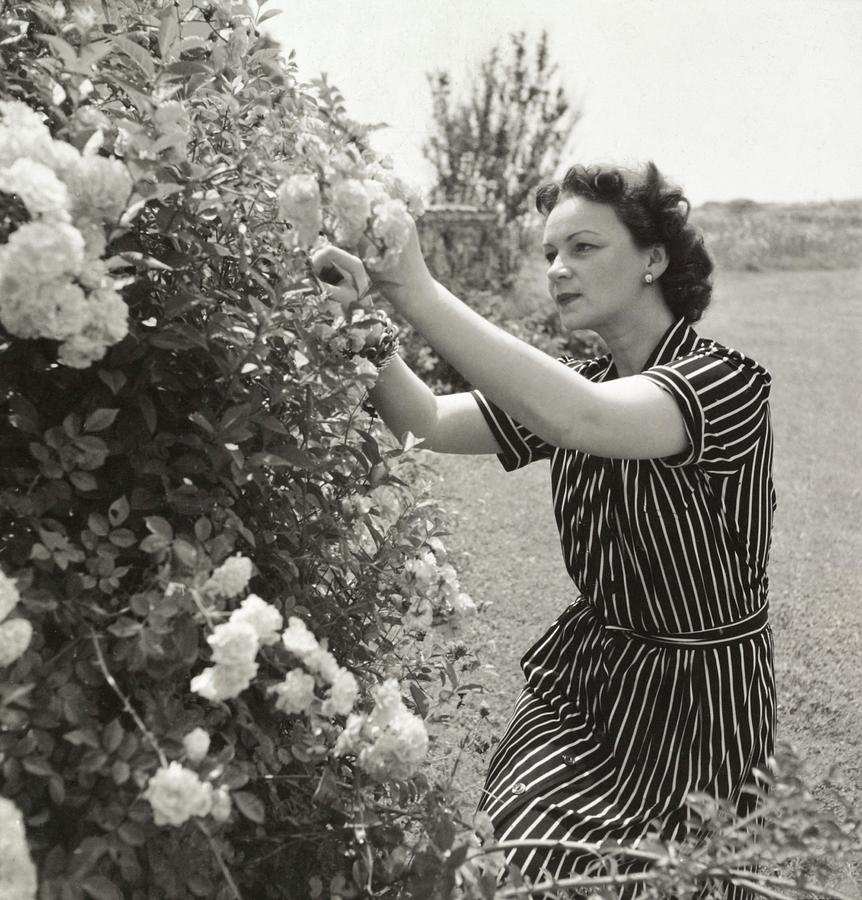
[311,244,370,303]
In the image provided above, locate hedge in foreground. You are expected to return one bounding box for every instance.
[0,2,481,897]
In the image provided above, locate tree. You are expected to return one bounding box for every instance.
[423,30,580,226]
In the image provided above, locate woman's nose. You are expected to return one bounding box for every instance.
[548,260,574,281]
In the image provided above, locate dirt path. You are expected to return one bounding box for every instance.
[422,269,862,856]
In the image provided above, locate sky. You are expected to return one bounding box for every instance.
[263,0,862,206]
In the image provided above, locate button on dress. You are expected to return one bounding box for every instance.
[470,318,776,895]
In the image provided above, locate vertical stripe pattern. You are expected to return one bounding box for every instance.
[470,319,776,897]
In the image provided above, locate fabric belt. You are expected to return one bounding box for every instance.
[602,604,769,649]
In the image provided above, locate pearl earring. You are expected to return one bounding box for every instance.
[643,273,654,285]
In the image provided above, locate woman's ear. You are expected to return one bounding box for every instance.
[647,244,669,280]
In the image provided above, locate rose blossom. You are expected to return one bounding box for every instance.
[269,668,316,715]
[143,762,213,827]
[182,727,210,763]
[190,660,258,702]
[0,797,37,900]
[321,668,359,717]
[203,554,253,599]
[229,594,283,646]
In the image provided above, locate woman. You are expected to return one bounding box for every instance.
[313,162,776,895]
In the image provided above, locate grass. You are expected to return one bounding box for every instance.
[419,265,862,891]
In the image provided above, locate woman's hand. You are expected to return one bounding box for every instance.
[365,215,435,304]
[311,244,371,309]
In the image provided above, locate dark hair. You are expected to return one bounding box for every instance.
[535,162,713,323]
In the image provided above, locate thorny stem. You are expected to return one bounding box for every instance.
[196,821,244,900]
[90,629,167,767]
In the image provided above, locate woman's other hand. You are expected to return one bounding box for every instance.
[364,213,435,305]
[311,243,371,309]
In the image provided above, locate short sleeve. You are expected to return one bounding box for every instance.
[640,350,772,470]
[471,389,555,472]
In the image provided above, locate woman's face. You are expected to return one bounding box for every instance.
[542,195,652,333]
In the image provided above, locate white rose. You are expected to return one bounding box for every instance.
[269,668,316,715]
[229,594,282,646]
[277,173,322,247]
[281,616,319,659]
[0,797,37,900]
[61,153,133,224]
[182,727,210,763]
[0,619,32,668]
[56,284,129,369]
[359,706,429,781]
[332,712,367,756]
[1,281,89,343]
[452,591,477,617]
[210,786,232,822]
[207,620,259,665]
[331,178,371,244]
[0,158,70,220]
[0,570,20,623]
[369,678,404,729]
[143,761,213,827]
[403,597,433,632]
[321,668,359,717]
[190,660,258,702]
[368,198,412,267]
[305,646,340,683]
[0,100,53,169]
[203,555,253,599]
[0,222,84,290]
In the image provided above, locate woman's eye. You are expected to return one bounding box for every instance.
[544,251,556,264]
[573,243,594,253]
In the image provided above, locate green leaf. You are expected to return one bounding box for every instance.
[409,682,429,719]
[108,496,130,527]
[233,790,265,823]
[158,6,179,62]
[109,528,137,548]
[140,534,170,554]
[88,514,110,536]
[8,395,40,433]
[82,876,123,900]
[97,370,126,396]
[111,35,156,80]
[118,822,147,846]
[138,394,157,435]
[70,471,98,492]
[63,413,82,438]
[103,719,124,754]
[163,61,211,78]
[84,409,120,433]
[144,516,173,539]
[107,617,142,639]
[257,8,283,24]
[38,33,78,67]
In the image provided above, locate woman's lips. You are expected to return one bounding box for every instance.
[557,292,582,307]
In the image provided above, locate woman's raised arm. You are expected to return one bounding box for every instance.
[313,238,689,461]
[367,356,502,455]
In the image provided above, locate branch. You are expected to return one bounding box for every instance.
[90,629,167,767]
[196,821,244,900]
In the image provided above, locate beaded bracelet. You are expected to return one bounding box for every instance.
[357,312,400,371]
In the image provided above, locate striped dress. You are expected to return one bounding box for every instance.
[470,318,776,895]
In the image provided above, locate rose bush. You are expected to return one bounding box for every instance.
[0,2,484,898]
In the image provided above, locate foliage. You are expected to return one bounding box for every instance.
[692,199,862,272]
[422,31,580,287]
[0,2,483,898]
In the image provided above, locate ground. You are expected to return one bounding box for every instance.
[420,267,862,888]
